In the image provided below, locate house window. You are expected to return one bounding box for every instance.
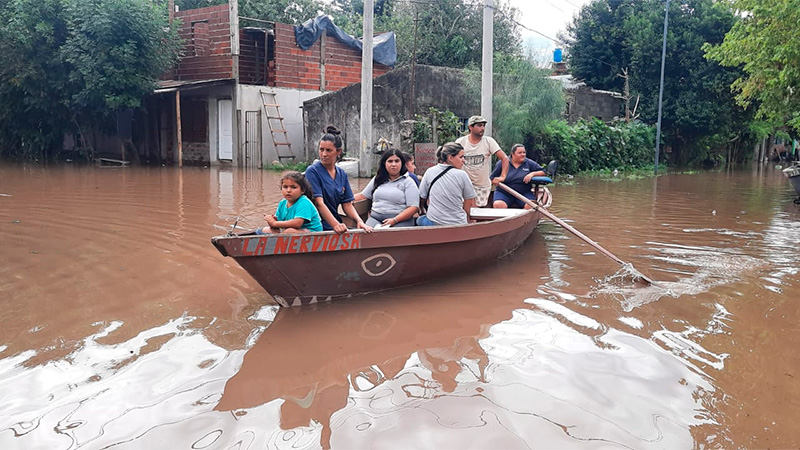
[191,21,209,57]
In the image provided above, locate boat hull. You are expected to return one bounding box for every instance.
[212,207,544,306]
[783,163,800,196]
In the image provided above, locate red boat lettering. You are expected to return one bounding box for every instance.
[327,235,340,251]
[274,236,290,254]
[254,237,268,256]
[299,236,312,253]
[245,232,364,256]
[287,237,300,254]
[312,235,328,252]
[350,233,361,249]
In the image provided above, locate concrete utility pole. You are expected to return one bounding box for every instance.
[655,0,670,175]
[481,0,494,136]
[359,0,375,177]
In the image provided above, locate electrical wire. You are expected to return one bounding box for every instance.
[368,0,619,70]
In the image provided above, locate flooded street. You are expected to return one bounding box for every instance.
[1,163,799,449]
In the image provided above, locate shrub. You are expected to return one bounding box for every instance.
[533,118,656,174]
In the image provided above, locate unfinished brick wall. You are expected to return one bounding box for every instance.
[174,5,234,81]
[272,23,390,91]
[183,142,211,165]
[240,30,268,85]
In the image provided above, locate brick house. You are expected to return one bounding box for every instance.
[136,3,390,167]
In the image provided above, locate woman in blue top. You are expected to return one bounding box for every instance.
[355,149,419,228]
[258,171,322,234]
[490,144,546,209]
[305,126,373,234]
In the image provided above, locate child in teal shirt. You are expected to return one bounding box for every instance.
[258,171,322,234]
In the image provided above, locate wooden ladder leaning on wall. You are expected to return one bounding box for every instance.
[259,91,295,163]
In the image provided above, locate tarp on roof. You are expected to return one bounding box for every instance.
[294,15,396,67]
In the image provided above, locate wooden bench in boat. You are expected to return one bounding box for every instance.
[470,207,528,222]
[344,199,533,226]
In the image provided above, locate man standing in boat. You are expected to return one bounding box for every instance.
[455,116,509,207]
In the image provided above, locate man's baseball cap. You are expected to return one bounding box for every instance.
[467,115,487,127]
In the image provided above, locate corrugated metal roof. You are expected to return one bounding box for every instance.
[154,78,234,94]
[548,74,623,98]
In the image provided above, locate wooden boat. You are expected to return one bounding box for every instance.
[783,162,800,204]
[214,240,550,447]
[211,188,551,307]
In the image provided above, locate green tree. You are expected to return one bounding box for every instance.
[535,118,656,174]
[565,0,752,165]
[704,0,800,132]
[239,0,325,25]
[0,0,72,158]
[490,53,565,151]
[175,0,225,10]
[63,0,180,112]
[328,0,523,68]
[0,0,180,159]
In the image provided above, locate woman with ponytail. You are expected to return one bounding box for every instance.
[304,125,373,234]
[417,142,476,226]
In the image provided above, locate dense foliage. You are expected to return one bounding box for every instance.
[533,119,657,175]
[489,53,565,151]
[0,0,180,159]
[704,0,800,133]
[565,0,756,166]
[328,0,523,68]
[411,108,462,145]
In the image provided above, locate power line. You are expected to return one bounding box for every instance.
[491,4,619,70]
[541,0,567,14]
[386,0,618,70]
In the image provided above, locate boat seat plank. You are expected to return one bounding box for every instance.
[470,207,528,221]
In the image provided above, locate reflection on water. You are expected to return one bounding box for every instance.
[1,164,799,448]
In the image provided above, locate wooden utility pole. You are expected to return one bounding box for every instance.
[176,91,183,168]
[481,0,493,136]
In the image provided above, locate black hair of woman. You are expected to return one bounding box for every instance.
[373,149,408,189]
[511,143,525,153]
[280,170,313,199]
[320,125,343,150]
[436,142,464,163]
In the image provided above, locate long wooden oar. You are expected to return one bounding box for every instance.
[498,182,654,285]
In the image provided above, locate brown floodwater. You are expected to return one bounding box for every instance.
[1,163,798,449]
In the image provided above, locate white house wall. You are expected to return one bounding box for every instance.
[201,85,235,166]
[238,85,325,166]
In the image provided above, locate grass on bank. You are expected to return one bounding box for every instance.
[263,161,310,172]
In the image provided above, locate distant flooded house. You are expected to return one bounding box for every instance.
[90,5,393,167]
[548,74,624,124]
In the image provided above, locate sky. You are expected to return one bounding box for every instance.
[506,0,593,63]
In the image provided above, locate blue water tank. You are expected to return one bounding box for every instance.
[554,48,563,63]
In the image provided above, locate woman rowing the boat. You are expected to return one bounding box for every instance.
[490,144,547,209]
[354,149,419,228]
[305,126,373,234]
[417,142,476,226]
